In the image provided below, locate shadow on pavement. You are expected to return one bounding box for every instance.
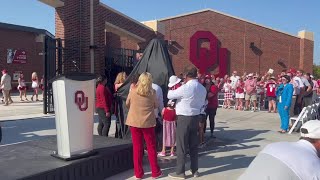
[199,154,255,176]
[133,127,268,179]
[0,115,102,145]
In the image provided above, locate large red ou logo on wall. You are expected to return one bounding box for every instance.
[190,31,228,77]
[75,91,88,111]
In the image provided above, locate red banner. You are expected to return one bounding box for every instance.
[7,49,27,64]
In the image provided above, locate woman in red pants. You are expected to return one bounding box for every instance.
[126,72,162,179]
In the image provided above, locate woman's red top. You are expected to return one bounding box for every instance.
[95,84,113,113]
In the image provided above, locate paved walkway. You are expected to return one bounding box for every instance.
[106,109,299,180]
[0,96,300,179]
[0,93,45,121]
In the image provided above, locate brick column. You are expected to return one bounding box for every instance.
[298,30,314,73]
[55,0,101,73]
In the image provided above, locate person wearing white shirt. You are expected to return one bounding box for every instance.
[287,72,300,117]
[168,66,206,179]
[0,69,13,106]
[238,120,320,180]
[152,83,164,149]
[230,70,240,89]
[152,83,164,118]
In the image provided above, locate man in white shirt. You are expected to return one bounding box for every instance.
[168,66,206,179]
[230,70,240,89]
[288,69,303,116]
[238,120,320,180]
[0,69,13,106]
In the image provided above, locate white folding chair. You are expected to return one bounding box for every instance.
[288,106,308,134]
[218,92,224,108]
[315,103,320,119]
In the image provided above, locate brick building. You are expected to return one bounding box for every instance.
[0,22,53,89]
[147,9,314,75]
[39,1,314,77]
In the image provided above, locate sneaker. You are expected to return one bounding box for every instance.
[157,152,166,157]
[168,172,185,179]
[189,170,200,177]
[170,152,175,157]
[152,171,163,179]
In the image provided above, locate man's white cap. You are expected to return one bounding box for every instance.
[301,120,320,139]
[310,75,314,79]
[248,73,254,77]
[168,75,181,88]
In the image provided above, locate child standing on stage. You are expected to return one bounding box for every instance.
[158,100,177,157]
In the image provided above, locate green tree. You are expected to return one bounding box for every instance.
[313,64,320,79]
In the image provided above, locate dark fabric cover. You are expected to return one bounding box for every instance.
[115,39,175,139]
[117,39,175,100]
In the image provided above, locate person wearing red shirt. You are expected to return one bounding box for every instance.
[265,76,277,113]
[205,77,219,138]
[235,78,245,110]
[95,75,113,137]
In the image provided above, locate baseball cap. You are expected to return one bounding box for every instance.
[168,75,181,88]
[248,73,253,77]
[300,120,320,139]
[2,69,7,73]
[289,68,297,74]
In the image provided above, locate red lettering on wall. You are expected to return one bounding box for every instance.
[189,31,228,77]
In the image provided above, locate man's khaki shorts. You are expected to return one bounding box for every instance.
[245,94,257,101]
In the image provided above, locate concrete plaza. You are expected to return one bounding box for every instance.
[0,95,299,180]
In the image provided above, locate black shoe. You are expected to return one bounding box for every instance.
[210,133,216,138]
[168,172,185,179]
[193,171,200,177]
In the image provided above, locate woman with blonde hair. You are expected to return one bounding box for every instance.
[18,73,28,101]
[114,72,127,92]
[126,72,162,179]
[31,72,39,101]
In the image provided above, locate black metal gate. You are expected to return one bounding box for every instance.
[43,37,80,114]
[105,48,137,92]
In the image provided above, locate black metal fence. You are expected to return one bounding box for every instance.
[105,48,137,92]
[43,38,81,114]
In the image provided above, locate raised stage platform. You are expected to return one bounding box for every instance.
[0,136,133,180]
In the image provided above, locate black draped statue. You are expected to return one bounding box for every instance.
[115,39,175,139]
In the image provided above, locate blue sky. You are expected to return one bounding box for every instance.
[0,0,319,64]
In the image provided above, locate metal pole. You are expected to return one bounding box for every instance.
[90,0,94,73]
[57,39,62,74]
[43,36,48,114]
